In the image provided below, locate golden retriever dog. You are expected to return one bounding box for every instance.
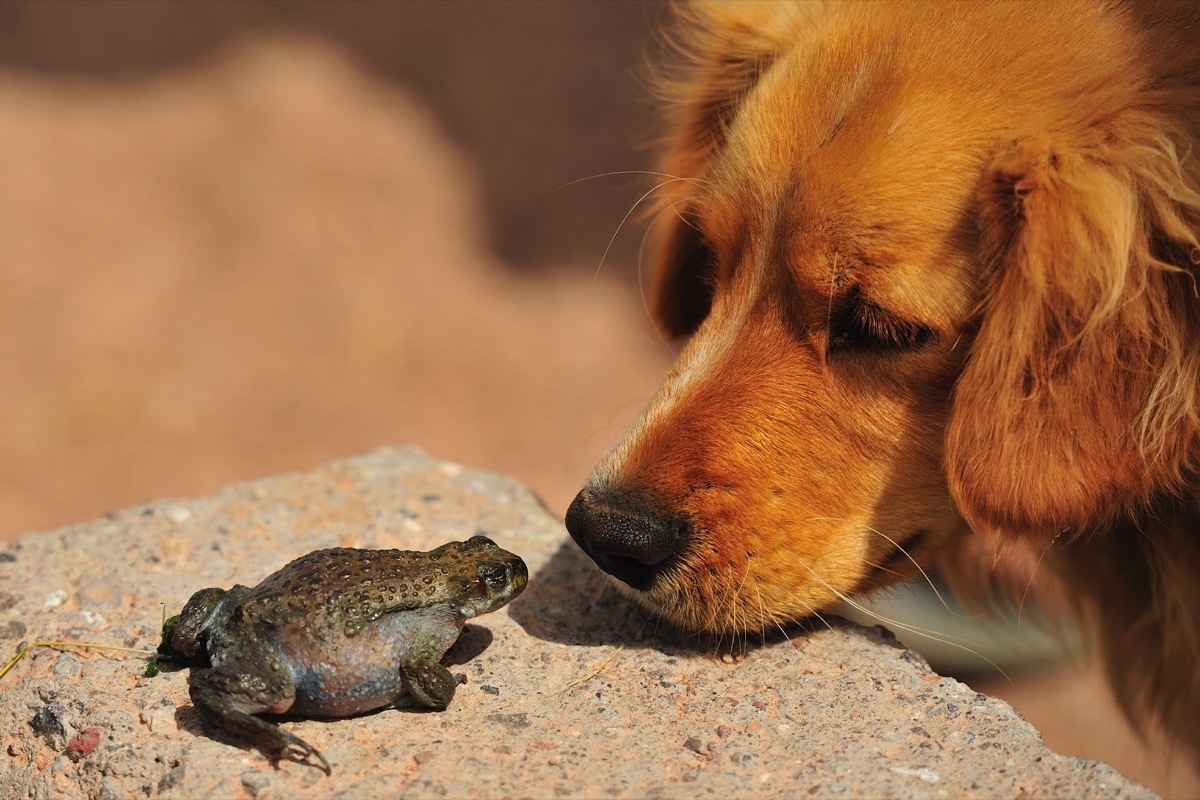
[566,0,1200,762]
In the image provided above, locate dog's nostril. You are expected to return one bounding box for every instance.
[565,490,685,590]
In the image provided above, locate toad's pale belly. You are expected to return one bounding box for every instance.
[281,606,459,718]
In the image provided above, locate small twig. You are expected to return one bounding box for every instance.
[555,645,624,695]
[0,639,156,681]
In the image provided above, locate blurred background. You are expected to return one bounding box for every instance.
[0,0,674,537]
[0,2,1194,794]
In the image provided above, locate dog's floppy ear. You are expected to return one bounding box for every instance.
[946,130,1200,542]
[648,2,821,339]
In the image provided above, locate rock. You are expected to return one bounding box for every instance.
[28,702,72,751]
[0,446,1154,798]
[65,728,102,762]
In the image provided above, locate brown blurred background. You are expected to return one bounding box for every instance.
[0,0,674,537]
[0,2,1194,795]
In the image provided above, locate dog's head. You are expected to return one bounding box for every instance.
[567,0,1200,635]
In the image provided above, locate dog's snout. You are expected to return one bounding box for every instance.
[565,489,684,590]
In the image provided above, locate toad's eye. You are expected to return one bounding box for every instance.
[828,289,932,355]
[478,562,510,586]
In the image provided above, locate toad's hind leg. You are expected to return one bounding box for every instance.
[188,667,331,775]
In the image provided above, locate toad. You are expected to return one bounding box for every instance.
[155,535,528,773]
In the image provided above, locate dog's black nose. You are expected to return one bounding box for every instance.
[565,489,684,590]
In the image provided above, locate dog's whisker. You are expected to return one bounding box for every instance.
[825,252,839,339]
[805,516,991,622]
[810,610,836,634]
[770,615,792,644]
[713,565,742,643]
[764,585,807,643]
[634,211,666,350]
[591,177,703,291]
[635,195,707,353]
[558,169,712,191]
[744,567,772,648]
[792,555,1012,684]
[1016,542,1054,628]
[861,559,907,580]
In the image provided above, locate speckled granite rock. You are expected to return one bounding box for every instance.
[0,447,1153,798]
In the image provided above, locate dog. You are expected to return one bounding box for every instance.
[566,0,1200,763]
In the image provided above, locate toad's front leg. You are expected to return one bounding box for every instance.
[397,628,467,709]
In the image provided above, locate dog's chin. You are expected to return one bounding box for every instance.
[601,533,934,638]
[600,561,849,637]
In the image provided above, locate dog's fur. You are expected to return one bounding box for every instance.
[566,0,1200,761]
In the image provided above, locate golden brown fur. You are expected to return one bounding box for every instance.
[566,0,1200,762]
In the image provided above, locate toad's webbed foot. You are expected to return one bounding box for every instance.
[274,727,331,776]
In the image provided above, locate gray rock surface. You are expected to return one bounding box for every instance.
[0,447,1153,798]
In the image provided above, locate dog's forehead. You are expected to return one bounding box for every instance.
[719,45,981,226]
[704,42,985,325]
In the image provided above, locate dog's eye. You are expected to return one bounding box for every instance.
[828,293,932,354]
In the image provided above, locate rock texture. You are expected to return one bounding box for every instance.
[0,448,1152,798]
